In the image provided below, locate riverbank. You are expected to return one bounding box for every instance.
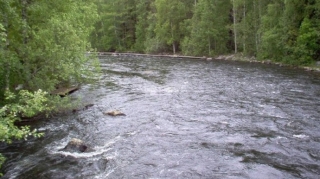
[93,52,320,73]
[217,54,320,73]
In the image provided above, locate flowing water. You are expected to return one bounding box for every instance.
[1,56,320,179]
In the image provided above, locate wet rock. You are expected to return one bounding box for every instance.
[72,104,94,113]
[61,138,91,153]
[265,60,272,64]
[215,55,226,60]
[96,158,109,171]
[303,67,314,71]
[104,110,126,116]
[84,104,94,109]
[200,142,213,149]
[316,61,320,66]
[15,84,24,90]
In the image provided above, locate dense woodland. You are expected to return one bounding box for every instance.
[0,0,320,171]
[91,0,320,65]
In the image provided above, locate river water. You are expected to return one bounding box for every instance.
[1,56,320,179]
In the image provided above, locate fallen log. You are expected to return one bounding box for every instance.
[51,86,79,97]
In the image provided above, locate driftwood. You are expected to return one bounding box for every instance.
[51,86,79,97]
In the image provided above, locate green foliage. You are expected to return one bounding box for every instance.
[0,0,99,93]
[24,0,98,90]
[259,1,286,61]
[182,0,231,56]
[0,23,5,42]
[89,0,320,65]
[154,0,188,54]
[0,90,48,144]
[293,18,320,65]
[257,0,320,65]
[90,0,137,52]
[144,37,168,54]
[134,0,152,52]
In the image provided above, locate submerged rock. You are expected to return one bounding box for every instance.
[104,110,126,116]
[61,138,91,153]
[72,103,94,113]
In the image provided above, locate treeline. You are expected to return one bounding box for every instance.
[91,0,320,65]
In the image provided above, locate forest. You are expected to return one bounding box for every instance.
[0,0,320,170]
[91,0,320,65]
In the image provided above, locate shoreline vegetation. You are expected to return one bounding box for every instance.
[94,52,320,73]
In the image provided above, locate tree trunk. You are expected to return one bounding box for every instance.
[243,0,246,54]
[4,15,10,91]
[113,2,121,49]
[208,36,211,55]
[232,0,238,54]
[172,42,176,54]
[253,0,258,54]
[258,0,261,49]
[21,0,28,45]
[171,22,176,54]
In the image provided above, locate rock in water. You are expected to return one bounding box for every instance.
[104,110,126,116]
[62,138,90,153]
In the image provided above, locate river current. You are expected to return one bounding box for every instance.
[1,56,320,179]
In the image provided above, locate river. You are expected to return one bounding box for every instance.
[1,56,320,179]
